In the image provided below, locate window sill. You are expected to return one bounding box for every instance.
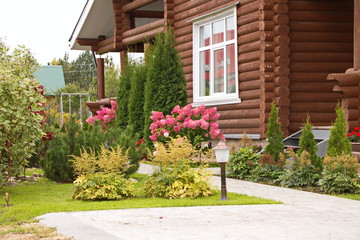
[192,97,241,107]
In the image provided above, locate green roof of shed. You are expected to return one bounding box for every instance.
[34,66,65,96]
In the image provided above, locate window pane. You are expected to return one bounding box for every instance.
[226,16,235,41]
[212,20,224,44]
[199,50,210,96]
[214,48,224,93]
[200,24,211,47]
[226,44,236,94]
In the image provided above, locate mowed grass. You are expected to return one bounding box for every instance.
[0,173,279,225]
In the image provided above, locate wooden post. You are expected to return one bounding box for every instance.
[96,58,105,100]
[120,51,127,75]
[354,0,360,70]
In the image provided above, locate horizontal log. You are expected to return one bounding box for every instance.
[272,3,288,14]
[184,73,192,82]
[261,10,275,21]
[289,22,353,33]
[289,32,353,43]
[123,19,165,37]
[183,65,192,75]
[345,98,360,109]
[259,21,274,32]
[173,18,190,30]
[274,45,290,56]
[123,0,158,12]
[239,70,260,82]
[274,86,290,96]
[178,49,192,60]
[260,31,275,42]
[238,32,261,45]
[347,109,360,121]
[260,52,275,62]
[260,62,275,72]
[273,13,289,25]
[176,34,192,45]
[216,99,261,111]
[288,11,353,23]
[221,128,261,135]
[218,109,261,119]
[327,73,360,86]
[237,1,260,16]
[289,112,337,123]
[274,56,290,66]
[264,82,275,92]
[240,89,261,100]
[259,0,274,10]
[288,1,353,12]
[238,21,259,36]
[96,42,116,55]
[290,101,338,113]
[260,42,275,52]
[174,25,192,37]
[333,86,360,98]
[289,82,333,92]
[274,76,289,86]
[274,35,290,46]
[239,41,261,54]
[181,57,192,67]
[261,72,276,82]
[176,42,192,52]
[238,11,260,26]
[239,60,261,72]
[289,72,329,82]
[174,0,209,15]
[290,52,353,63]
[238,50,261,64]
[217,118,261,128]
[275,96,290,107]
[239,79,261,91]
[290,62,352,73]
[123,26,164,45]
[290,93,341,103]
[274,66,290,76]
[274,24,289,35]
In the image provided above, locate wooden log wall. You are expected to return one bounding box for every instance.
[287,0,354,133]
[173,0,263,136]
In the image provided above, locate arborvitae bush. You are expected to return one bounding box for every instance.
[298,115,322,169]
[117,58,135,130]
[326,105,352,157]
[143,29,187,145]
[265,101,284,161]
[128,60,147,136]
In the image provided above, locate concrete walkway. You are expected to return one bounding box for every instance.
[37,164,360,240]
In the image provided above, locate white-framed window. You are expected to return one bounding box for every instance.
[192,7,240,106]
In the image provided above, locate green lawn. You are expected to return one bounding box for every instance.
[0,174,279,225]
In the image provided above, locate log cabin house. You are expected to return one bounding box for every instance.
[69,0,360,141]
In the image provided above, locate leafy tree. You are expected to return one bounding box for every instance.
[0,42,45,206]
[265,101,284,161]
[143,29,187,143]
[298,115,322,169]
[326,104,352,157]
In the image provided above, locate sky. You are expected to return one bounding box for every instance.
[0,0,122,66]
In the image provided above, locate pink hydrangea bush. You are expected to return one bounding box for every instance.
[86,100,118,130]
[149,104,225,148]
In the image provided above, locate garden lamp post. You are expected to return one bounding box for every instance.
[213,140,230,200]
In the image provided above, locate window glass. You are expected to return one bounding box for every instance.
[226,16,235,41]
[200,24,211,47]
[199,50,210,96]
[213,48,224,93]
[226,44,236,94]
[212,20,224,44]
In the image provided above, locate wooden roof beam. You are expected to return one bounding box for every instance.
[123,0,158,12]
[76,35,106,46]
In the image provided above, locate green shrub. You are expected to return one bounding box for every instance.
[143,160,214,199]
[250,154,284,183]
[326,105,352,157]
[280,150,321,187]
[319,154,360,193]
[72,173,135,201]
[226,147,259,179]
[264,101,284,161]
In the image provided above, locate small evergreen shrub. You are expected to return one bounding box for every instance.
[326,104,352,157]
[72,173,135,201]
[226,147,259,179]
[280,150,321,188]
[319,154,360,193]
[265,101,285,162]
[298,115,322,170]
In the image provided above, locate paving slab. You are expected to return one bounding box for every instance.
[37,164,360,240]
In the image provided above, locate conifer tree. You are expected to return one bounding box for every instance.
[128,60,147,136]
[326,104,352,157]
[265,101,284,161]
[117,58,135,129]
[298,115,322,169]
[143,29,187,143]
